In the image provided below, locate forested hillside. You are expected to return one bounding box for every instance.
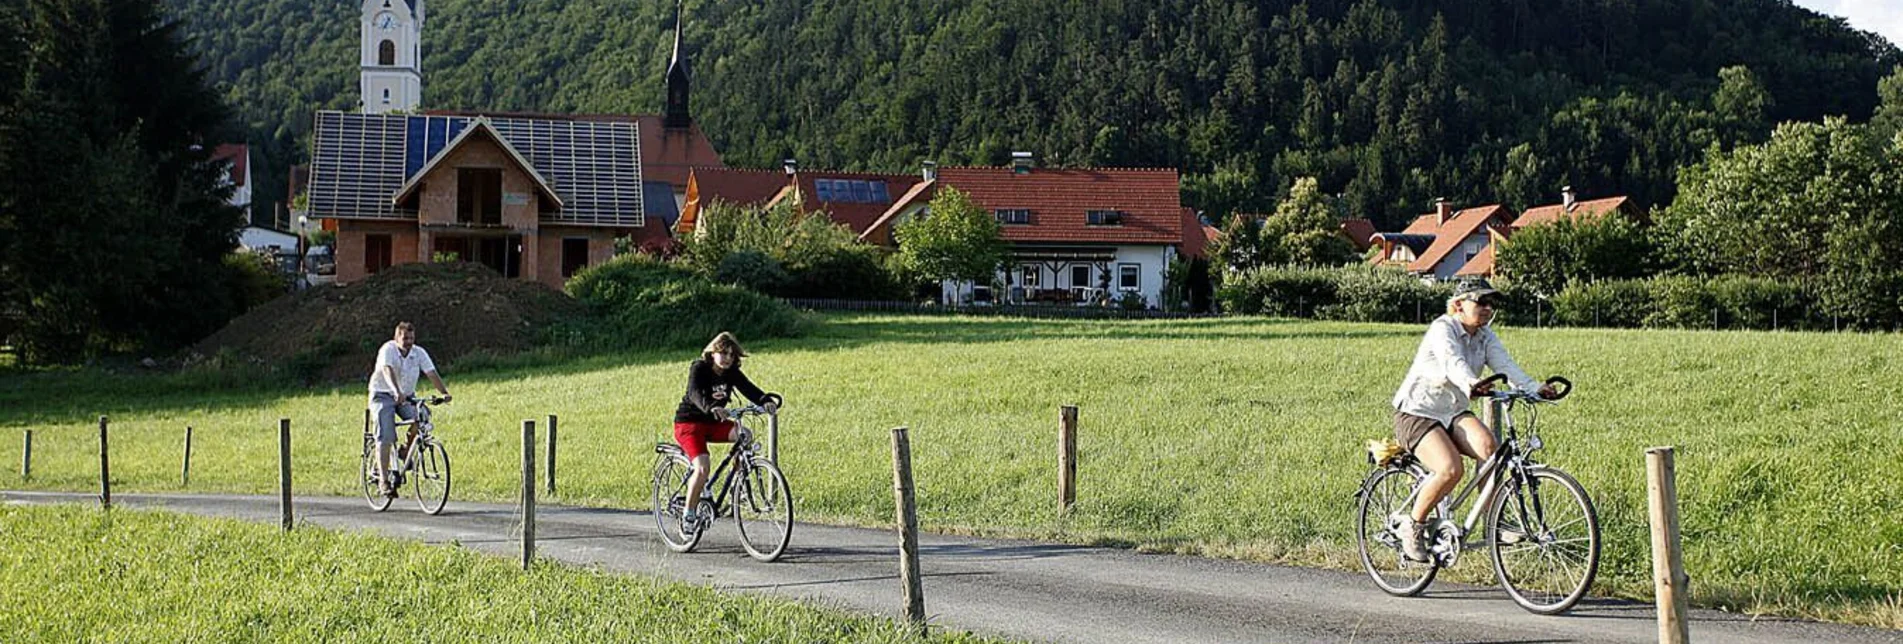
[172,0,1899,228]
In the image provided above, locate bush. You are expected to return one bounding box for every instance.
[713,250,792,294]
[781,244,901,300]
[1317,267,1450,323]
[564,254,809,350]
[1551,280,1652,328]
[1215,266,1339,316]
[1642,275,1720,329]
[222,252,286,313]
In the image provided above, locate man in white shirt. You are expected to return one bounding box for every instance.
[368,321,450,497]
[1389,279,1555,562]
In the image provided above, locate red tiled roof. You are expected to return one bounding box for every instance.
[1405,205,1513,274]
[934,167,1182,245]
[1400,214,1442,235]
[1511,196,1637,229]
[1340,218,1376,251]
[628,219,677,255]
[1179,208,1209,258]
[212,144,248,187]
[860,180,938,245]
[678,167,790,234]
[779,171,924,236]
[422,110,723,187]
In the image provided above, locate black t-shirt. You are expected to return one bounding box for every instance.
[674,358,773,423]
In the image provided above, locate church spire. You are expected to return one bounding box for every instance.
[663,0,692,129]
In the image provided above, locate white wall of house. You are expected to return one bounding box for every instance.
[239,226,298,253]
[944,243,1173,308]
[1431,233,1491,279]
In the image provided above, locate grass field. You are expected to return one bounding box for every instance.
[0,504,1002,642]
[2,314,1900,628]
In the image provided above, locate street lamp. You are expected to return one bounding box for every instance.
[296,214,309,290]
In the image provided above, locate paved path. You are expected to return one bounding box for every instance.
[7,491,1896,643]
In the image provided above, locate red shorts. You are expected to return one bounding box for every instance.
[673,420,736,459]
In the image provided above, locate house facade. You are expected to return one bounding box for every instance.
[1370,189,1641,278]
[676,164,922,239]
[858,156,1185,308]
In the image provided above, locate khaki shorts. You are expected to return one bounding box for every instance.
[1393,411,1478,452]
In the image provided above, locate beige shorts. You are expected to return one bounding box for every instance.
[1393,411,1477,452]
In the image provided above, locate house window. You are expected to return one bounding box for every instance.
[1021,265,1040,288]
[365,234,393,275]
[1087,210,1125,226]
[457,168,502,225]
[1118,263,1140,291]
[871,181,890,203]
[814,180,835,202]
[850,181,871,202]
[379,40,396,66]
[995,208,1030,225]
[1070,265,1090,288]
[381,88,391,104]
[561,238,590,278]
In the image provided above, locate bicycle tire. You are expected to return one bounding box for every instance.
[412,439,451,515]
[651,452,702,552]
[361,436,393,512]
[1356,467,1438,596]
[732,458,793,562]
[1488,466,1601,614]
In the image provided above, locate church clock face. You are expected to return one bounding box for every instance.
[375,11,397,30]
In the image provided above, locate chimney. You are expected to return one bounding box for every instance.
[1010,151,1034,175]
[1562,185,1576,212]
[921,160,937,182]
[782,158,798,176]
[1435,197,1452,226]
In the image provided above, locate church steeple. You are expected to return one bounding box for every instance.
[663,0,692,129]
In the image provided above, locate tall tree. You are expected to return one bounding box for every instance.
[893,187,1005,288]
[2,0,238,361]
[1258,177,1356,266]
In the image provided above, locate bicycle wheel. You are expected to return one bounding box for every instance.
[1488,466,1601,614]
[732,458,793,562]
[360,436,393,512]
[411,439,451,515]
[651,452,701,552]
[1356,467,1437,596]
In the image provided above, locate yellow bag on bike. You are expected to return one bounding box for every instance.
[1365,437,1404,467]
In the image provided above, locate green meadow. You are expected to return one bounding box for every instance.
[2,314,1899,627]
[0,504,1001,643]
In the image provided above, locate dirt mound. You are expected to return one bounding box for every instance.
[190,262,585,382]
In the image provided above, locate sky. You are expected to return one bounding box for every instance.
[1793,0,1903,48]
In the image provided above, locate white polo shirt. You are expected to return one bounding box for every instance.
[368,341,436,397]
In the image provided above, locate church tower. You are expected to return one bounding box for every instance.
[361,0,423,114]
[663,0,692,129]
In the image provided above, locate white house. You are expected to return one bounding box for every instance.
[859,155,1185,308]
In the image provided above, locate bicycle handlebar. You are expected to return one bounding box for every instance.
[1475,374,1574,403]
[405,394,451,406]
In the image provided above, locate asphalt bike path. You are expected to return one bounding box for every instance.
[7,491,1896,644]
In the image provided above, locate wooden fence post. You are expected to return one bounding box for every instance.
[1647,447,1691,644]
[1059,405,1078,512]
[891,426,925,630]
[1482,398,1503,442]
[279,419,293,531]
[98,416,110,510]
[21,430,31,479]
[768,411,780,465]
[182,426,193,486]
[522,419,536,570]
[546,414,558,494]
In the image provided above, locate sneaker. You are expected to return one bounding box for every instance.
[680,512,701,538]
[1397,516,1431,563]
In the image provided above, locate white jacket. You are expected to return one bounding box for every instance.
[1392,315,1535,426]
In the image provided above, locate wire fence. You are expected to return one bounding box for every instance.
[780,298,1209,320]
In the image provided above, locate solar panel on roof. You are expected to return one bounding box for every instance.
[307,111,644,227]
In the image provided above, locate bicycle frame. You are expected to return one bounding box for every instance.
[1400,396,1548,550]
[662,412,765,518]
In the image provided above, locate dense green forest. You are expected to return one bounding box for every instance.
[171,0,1899,229]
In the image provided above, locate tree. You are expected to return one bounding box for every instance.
[1494,215,1656,296]
[1258,177,1357,266]
[1873,65,1903,144]
[894,187,1005,287]
[1713,65,1772,146]
[1,0,240,362]
[1209,211,1266,275]
[1658,117,1903,327]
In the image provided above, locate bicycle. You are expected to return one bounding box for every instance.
[650,405,793,562]
[360,395,452,515]
[1354,375,1601,614]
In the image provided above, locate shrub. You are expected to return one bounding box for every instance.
[1215,266,1339,316]
[1551,279,1652,328]
[1318,267,1450,323]
[564,255,809,350]
[222,251,286,313]
[781,244,901,300]
[713,250,792,294]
